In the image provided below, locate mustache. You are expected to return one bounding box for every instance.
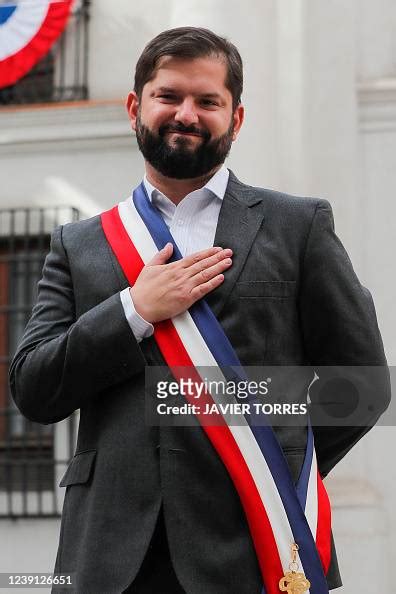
[159,123,210,140]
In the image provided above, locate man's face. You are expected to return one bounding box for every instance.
[126,56,244,179]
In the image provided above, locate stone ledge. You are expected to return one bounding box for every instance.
[326,477,383,508]
[357,78,396,132]
[0,99,137,153]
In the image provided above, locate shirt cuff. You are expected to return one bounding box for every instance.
[120,287,154,343]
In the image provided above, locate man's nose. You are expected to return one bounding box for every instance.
[174,98,199,126]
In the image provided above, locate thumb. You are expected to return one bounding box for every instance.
[148,242,173,266]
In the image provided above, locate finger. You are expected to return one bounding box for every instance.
[179,246,226,269]
[189,274,225,301]
[185,248,233,278]
[147,242,173,266]
[190,257,232,286]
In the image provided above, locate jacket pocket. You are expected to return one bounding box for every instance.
[236,280,297,298]
[59,449,97,487]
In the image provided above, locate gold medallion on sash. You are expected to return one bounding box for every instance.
[279,543,311,593]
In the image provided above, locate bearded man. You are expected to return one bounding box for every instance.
[10,27,389,594]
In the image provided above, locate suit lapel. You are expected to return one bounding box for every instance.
[205,170,265,317]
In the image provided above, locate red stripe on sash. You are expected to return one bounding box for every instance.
[101,206,285,592]
[101,205,145,280]
[316,472,332,574]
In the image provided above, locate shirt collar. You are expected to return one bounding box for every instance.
[143,164,229,203]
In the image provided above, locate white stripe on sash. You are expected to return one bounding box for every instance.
[306,450,319,540]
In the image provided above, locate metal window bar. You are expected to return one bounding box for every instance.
[0,206,80,518]
[0,0,90,106]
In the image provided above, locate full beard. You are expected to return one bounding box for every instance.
[135,114,234,179]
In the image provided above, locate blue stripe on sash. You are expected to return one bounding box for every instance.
[132,183,329,593]
[296,420,314,507]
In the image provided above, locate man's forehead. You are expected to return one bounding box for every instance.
[147,55,229,92]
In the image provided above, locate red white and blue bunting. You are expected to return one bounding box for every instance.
[0,0,73,89]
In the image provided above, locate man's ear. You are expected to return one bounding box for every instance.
[126,91,139,131]
[232,104,244,141]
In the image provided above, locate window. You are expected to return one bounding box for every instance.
[0,207,79,517]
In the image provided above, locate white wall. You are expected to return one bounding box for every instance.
[356,0,396,79]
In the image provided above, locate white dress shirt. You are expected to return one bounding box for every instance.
[119,165,230,342]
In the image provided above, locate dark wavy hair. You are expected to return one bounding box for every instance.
[134,26,243,110]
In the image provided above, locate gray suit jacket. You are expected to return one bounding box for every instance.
[9,170,390,593]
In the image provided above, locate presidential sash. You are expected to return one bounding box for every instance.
[101,184,332,594]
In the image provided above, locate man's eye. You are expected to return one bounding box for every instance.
[201,99,218,106]
[158,94,176,100]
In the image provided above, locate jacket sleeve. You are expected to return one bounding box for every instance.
[299,200,391,477]
[9,225,147,425]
